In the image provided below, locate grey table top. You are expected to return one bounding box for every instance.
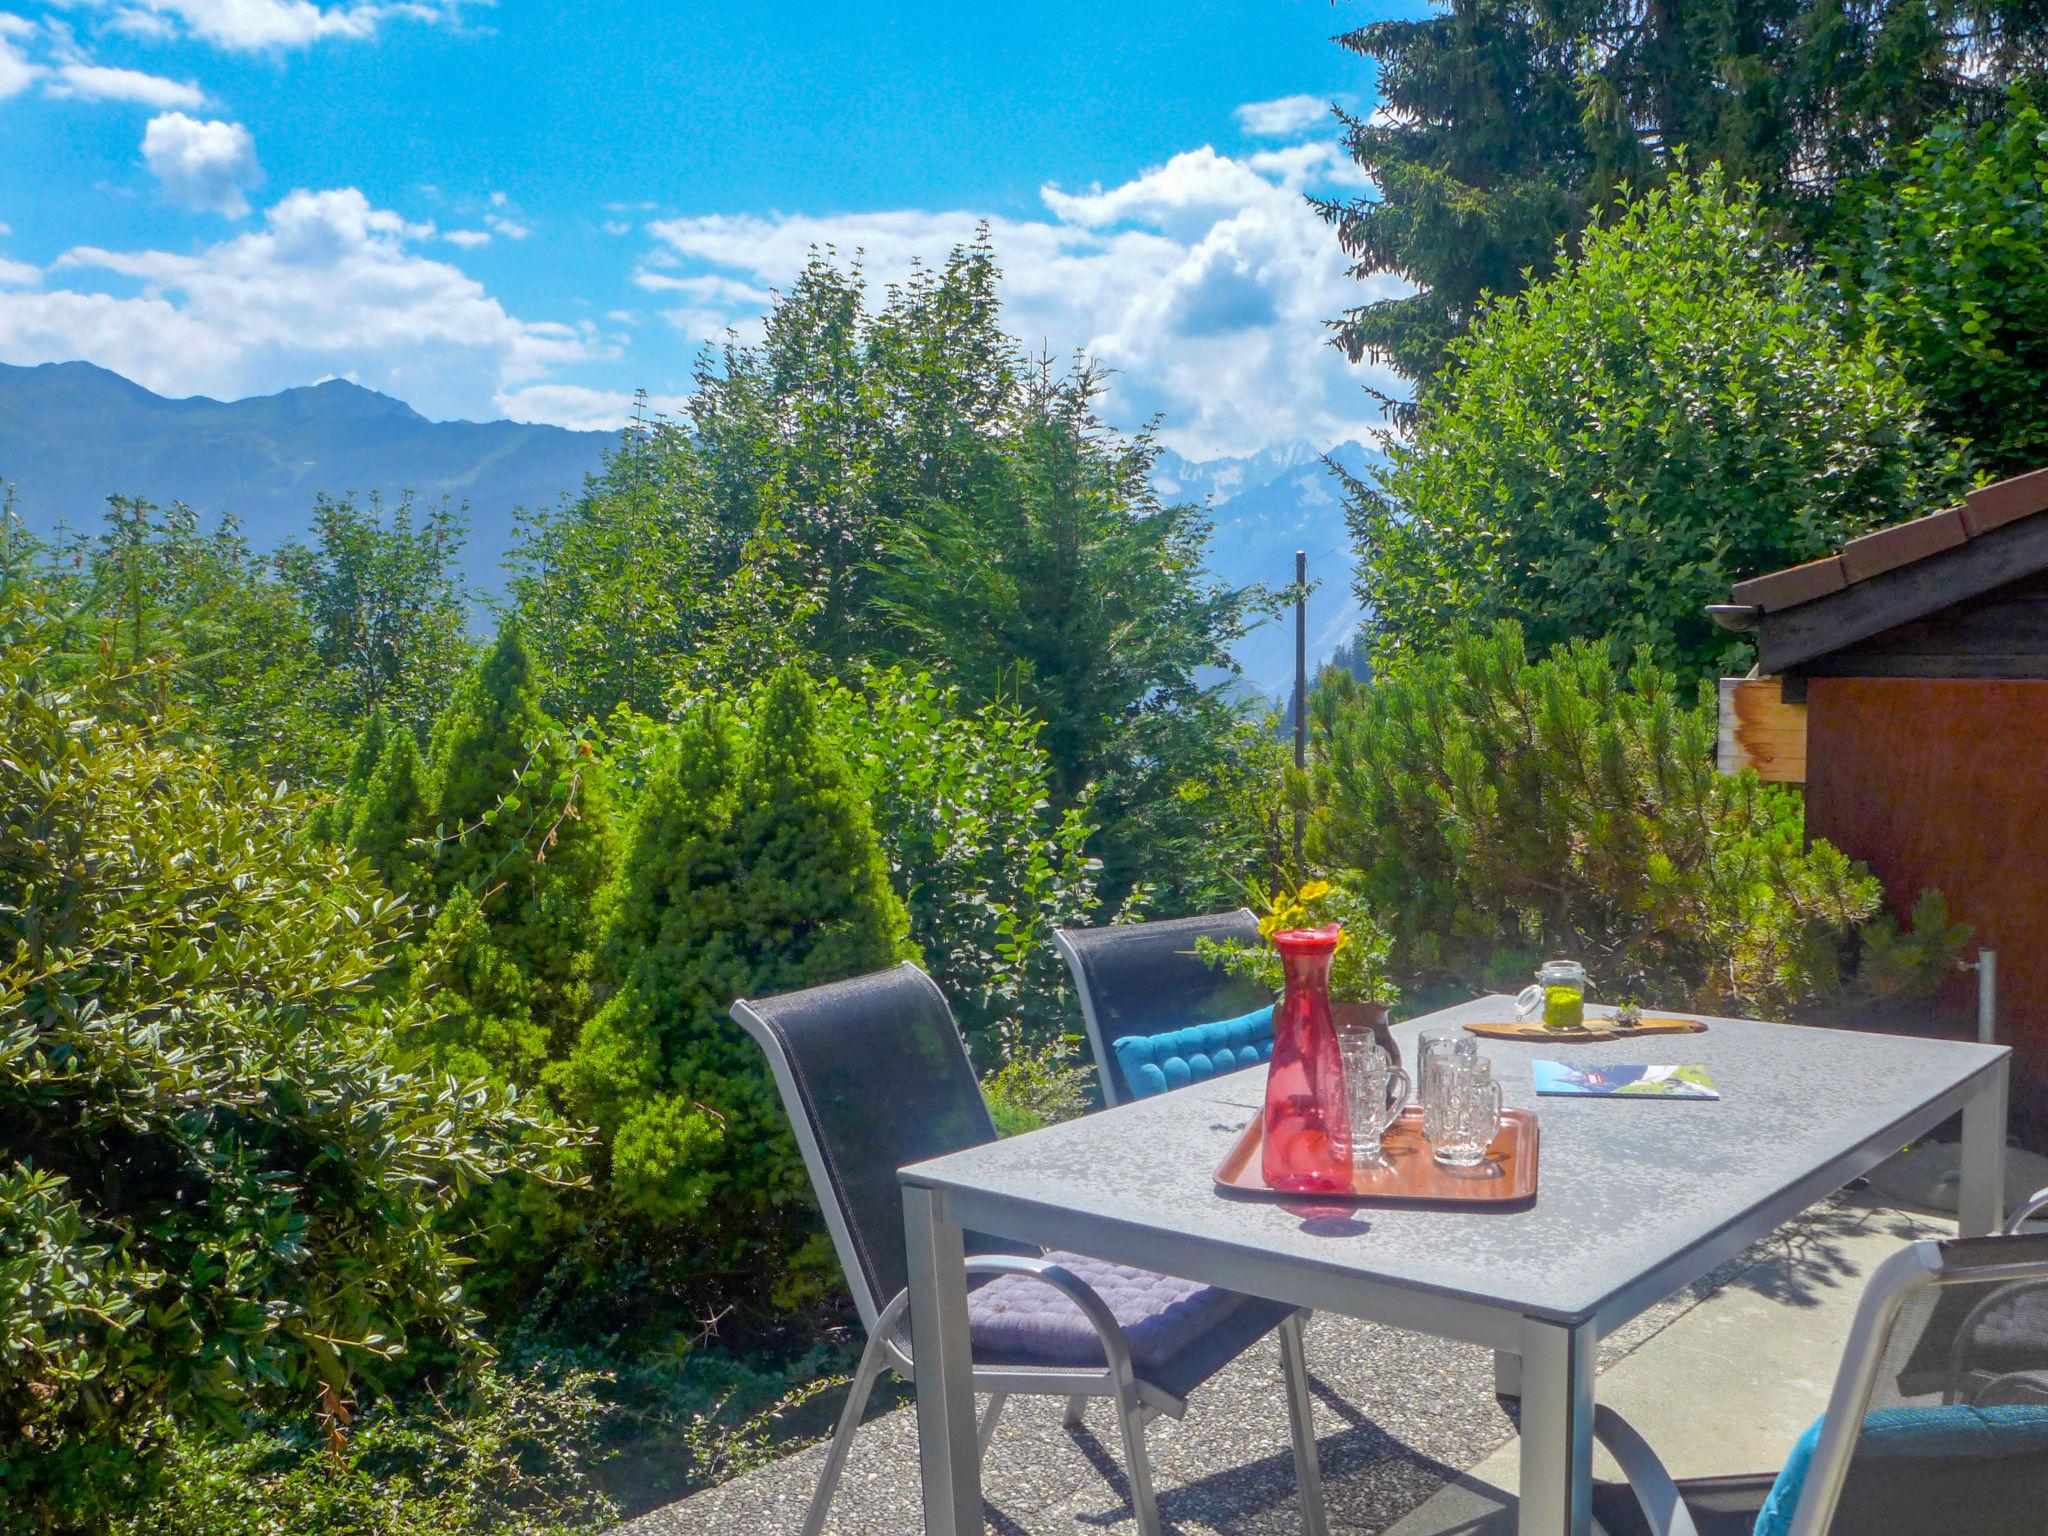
[904,994,2007,1328]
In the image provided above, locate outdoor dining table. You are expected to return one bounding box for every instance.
[898,993,2012,1536]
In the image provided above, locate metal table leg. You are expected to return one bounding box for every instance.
[1959,1056,2010,1237]
[1495,1349,1523,1398]
[1516,1316,1595,1536]
[905,1183,984,1536]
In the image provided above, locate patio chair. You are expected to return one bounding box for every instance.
[1052,909,1273,1106]
[731,962,1328,1536]
[1589,1187,2048,1536]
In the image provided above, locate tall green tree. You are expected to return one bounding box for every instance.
[354,623,612,1087]
[879,367,1271,903]
[554,669,911,1311]
[1325,0,2048,397]
[1350,168,1960,682]
[1837,91,2048,479]
[273,492,475,741]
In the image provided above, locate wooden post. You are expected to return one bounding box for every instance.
[1293,549,1306,866]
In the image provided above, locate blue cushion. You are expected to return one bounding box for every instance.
[1755,1404,2048,1536]
[1113,1005,1274,1099]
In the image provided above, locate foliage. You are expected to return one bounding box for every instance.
[1195,878,1398,1006]
[1349,169,1960,684]
[0,598,577,1529]
[810,667,1103,1056]
[1324,0,2048,395]
[1837,92,2048,479]
[552,668,912,1312]
[879,364,1272,903]
[273,492,477,743]
[364,623,614,1089]
[1306,623,1922,1015]
[510,414,728,723]
[114,1358,619,1536]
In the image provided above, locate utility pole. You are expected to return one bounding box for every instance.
[1292,549,1306,867]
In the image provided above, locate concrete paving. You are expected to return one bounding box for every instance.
[615,1191,1944,1536]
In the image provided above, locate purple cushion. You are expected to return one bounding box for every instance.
[967,1251,1251,1372]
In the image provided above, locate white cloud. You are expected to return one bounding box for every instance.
[0,14,39,99]
[142,112,261,216]
[1233,94,1334,139]
[493,383,691,432]
[0,254,38,288]
[1,186,594,419]
[484,212,527,239]
[78,0,477,51]
[49,60,206,107]
[644,143,1404,458]
[443,228,490,248]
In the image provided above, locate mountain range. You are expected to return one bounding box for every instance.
[0,360,1372,696]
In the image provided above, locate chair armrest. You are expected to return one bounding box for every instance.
[1594,1405,1702,1536]
[961,1256,1138,1380]
[2006,1185,2048,1233]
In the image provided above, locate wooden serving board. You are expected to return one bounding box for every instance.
[1214,1106,1538,1207]
[1464,1015,1706,1044]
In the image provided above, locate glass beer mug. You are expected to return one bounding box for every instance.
[1514,959,1587,1030]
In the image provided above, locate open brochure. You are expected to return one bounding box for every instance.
[1531,1060,1719,1099]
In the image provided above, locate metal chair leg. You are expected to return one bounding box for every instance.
[977,1391,1009,1454]
[1062,1394,1087,1426]
[1116,1388,1164,1536]
[1278,1312,1330,1536]
[802,1306,901,1536]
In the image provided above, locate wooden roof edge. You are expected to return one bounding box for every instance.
[1721,463,2048,618]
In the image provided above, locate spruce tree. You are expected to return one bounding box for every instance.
[346,723,428,895]
[556,670,910,1305]
[307,706,387,843]
[405,621,612,1086]
[1325,0,2048,399]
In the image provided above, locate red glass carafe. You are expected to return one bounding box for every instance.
[1262,924,1353,1194]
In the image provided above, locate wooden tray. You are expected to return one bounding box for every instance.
[1464,1015,1706,1044]
[1214,1106,1539,1207]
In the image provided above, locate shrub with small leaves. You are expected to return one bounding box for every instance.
[0,596,578,1531]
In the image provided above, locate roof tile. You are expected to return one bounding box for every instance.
[1838,507,1967,584]
[1962,466,2048,536]
[1730,555,1847,611]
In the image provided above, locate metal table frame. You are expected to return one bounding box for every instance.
[899,997,2011,1536]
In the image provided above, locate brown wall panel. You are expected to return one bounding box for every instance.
[1805,678,2048,1091]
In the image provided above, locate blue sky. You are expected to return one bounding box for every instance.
[0,1,1410,457]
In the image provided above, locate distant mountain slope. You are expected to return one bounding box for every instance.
[0,361,1370,693]
[0,361,614,586]
[1155,438,1379,697]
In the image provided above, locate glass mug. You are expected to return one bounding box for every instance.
[1417,1026,1478,1141]
[1427,1058,1502,1168]
[1336,1033,1411,1167]
[1515,959,1588,1030]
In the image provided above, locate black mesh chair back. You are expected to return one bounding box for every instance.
[1053,910,1271,1104]
[732,963,1004,1331]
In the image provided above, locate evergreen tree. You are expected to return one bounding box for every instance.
[1325,0,2048,399]
[346,723,428,894]
[393,622,612,1086]
[555,670,910,1308]
[307,705,387,843]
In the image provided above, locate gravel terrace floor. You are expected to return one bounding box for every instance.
[617,1192,1937,1536]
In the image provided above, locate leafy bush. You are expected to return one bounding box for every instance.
[1195,878,1398,1006]
[0,600,576,1529]
[1306,623,1963,1015]
[552,668,912,1312]
[1350,166,1961,685]
[116,1358,619,1536]
[1838,92,2048,480]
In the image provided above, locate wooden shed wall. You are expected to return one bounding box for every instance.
[1804,678,2048,1087]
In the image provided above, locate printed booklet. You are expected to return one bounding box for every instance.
[1531,1060,1720,1100]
